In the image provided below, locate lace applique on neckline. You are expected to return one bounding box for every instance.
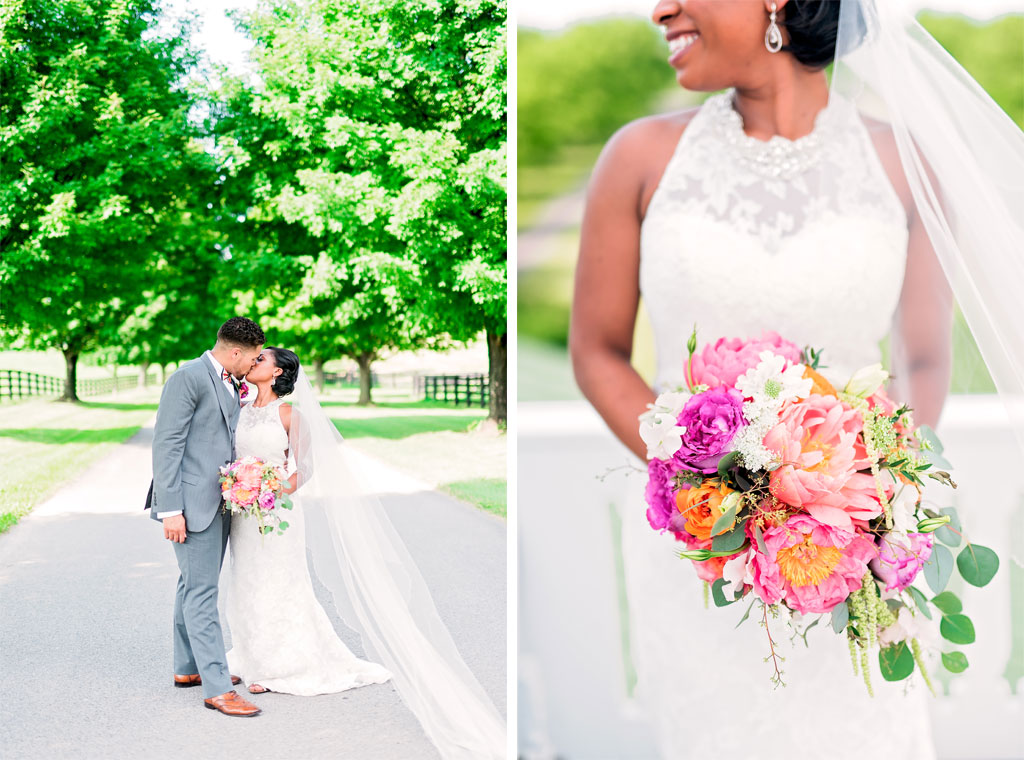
[708,89,838,179]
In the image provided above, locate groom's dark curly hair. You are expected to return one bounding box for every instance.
[217,317,265,349]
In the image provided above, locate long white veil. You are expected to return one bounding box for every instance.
[830,0,1024,444]
[287,368,506,759]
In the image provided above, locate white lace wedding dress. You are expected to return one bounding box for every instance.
[225,398,392,695]
[624,90,936,758]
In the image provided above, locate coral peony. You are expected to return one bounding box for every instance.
[764,395,879,529]
[689,332,802,389]
[751,514,877,614]
[234,462,263,489]
[673,387,746,474]
[675,481,736,542]
[870,532,933,591]
[230,482,259,507]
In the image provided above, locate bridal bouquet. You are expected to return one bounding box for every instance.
[219,456,293,536]
[640,329,999,693]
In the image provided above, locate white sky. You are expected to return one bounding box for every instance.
[519,0,1024,29]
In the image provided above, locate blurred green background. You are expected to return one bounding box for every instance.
[517,12,1024,401]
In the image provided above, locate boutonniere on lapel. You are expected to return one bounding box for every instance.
[238,380,251,405]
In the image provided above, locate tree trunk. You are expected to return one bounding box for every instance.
[111,364,119,396]
[61,349,79,402]
[314,358,326,394]
[139,361,151,388]
[356,352,374,406]
[486,330,507,424]
[160,363,168,385]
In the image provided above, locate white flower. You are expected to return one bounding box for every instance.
[638,388,692,460]
[844,363,889,399]
[730,413,779,472]
[879,605,937,647]
[721,547,755,594]
[735,351,812,413]
[639,411,686,460]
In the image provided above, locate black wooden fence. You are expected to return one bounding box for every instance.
[0,370,156,402]
[417,373,489,408]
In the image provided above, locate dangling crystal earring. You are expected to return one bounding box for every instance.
[765,2,783,53]
[271,377,276,387]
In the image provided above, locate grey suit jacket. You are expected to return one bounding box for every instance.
[148,354,240,533]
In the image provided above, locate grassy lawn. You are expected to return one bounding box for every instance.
[0,390,160,533]
[323,396,506,518]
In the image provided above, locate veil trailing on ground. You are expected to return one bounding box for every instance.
[286,368,505,760]
[828,0,1024,443]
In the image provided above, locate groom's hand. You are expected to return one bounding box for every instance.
[163,514,187,543]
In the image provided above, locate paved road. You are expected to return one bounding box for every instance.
[0,421,506,760]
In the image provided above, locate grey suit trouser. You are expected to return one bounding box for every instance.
[171,511,233,699]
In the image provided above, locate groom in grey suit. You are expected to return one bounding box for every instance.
[148,317,264,716]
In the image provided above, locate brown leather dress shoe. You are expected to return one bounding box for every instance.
[204,690,262,717]
[173,674,242,688]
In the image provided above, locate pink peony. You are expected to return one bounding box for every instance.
[763,395,879,529]
[689,332,802,389]
[870,532,933,591]
[234,461,263,489]
[751,514,877,614]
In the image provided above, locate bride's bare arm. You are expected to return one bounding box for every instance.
[893,209,952,430]
[570,117,686,461]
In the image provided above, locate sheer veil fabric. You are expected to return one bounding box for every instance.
[831,0,1024,452]
[281,368,505,759]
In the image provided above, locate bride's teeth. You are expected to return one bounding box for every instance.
[669,33,698,56]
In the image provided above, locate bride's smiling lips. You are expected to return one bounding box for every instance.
[666,28,700,66]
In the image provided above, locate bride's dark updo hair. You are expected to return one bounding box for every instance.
[780,0,844,70]
[267,347,300,397]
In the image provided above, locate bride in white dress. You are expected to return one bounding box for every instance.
[226,347,392,695]
[569,1,963,757]
[222,347,506,759]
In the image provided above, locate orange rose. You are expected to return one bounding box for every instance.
[675,481,735,541]
[802,366,838,398]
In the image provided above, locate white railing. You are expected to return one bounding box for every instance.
[518,397,1024,760]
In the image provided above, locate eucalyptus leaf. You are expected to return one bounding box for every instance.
[831,601,849,634]
[941,651,969,673]
[711,526,747,552]
[956,544,999,587]
[907,586,932,620]
[879,641,916,681]
[711,578,737,607]
[922,543,954,594]
[930,591,962,615]
[753,522,768,555]
[711,495,741,536]
[717,451,740,481]
[940,613,976,645]
[935,506,962,547]
[918,424,943,454]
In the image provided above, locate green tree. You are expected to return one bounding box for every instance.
[221,0,507,419]
[0,0,211,400]
[517,19,671,164]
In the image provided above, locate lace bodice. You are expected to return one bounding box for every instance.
[236,400,289,468]
[640,90,908,389]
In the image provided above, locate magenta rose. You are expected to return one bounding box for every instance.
[257,490,277,511]
[645,458,679,532]
[690,332,802,389]
[870,532,934,591]
[672,387,746,474]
